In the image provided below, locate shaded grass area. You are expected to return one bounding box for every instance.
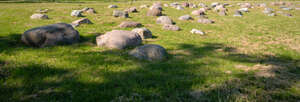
[0,1,300,102]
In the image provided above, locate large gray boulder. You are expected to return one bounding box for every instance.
[96,30,142,49]
[22,23,80,47]
[132,28,152,39]
[156,16,174,25]
[129,44,167,61]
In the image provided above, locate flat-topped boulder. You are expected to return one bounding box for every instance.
[30,14,48,19]
[119,21,142,28]
[132,28,152,39]
[157,16,174,25]
[129,44,168,61]
[22,23,80,47]
[96,30,142,49]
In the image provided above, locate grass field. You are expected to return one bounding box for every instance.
[0,1,300,102]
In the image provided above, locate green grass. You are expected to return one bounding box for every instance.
[0,1,300,102]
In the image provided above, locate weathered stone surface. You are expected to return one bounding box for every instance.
[197,19,214,24]
[178,15,193,20]
[147,8,162,16]
[190,29,205,35]
[71,10,83,17]
[96,30,142,49]
[129,44,167,61]
[132,28,152,39]
[71,18,92,27]
[150,3,163,11]
[22,23,80,47]
[108,5,118,8]
[156,16,174,25]
[30,14,48,19]
[218,11,227,16]
[113,10,129,18]
[163,24,180,31]
[119,21,142,28]
[189,3,197,8]
[191,10,205,16]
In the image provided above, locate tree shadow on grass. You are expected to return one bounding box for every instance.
[0,34,28,53]
[1,42,299,102]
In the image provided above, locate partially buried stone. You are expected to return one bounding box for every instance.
[163,24,180,31]
[197,19,214,24]
[178,15,193,20]
[119,21,142,28]
[190,29,205,35]
[129,44,168,61]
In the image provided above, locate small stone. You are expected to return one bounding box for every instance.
[71,10,83,17]
[129,44,168,61]
[178,15,193,20]
[71,18,92,27]
[119,21,142,28]
[156,16,174,25]
[140,5,149,8]
[147,8,162,16]
[238,8,249,12]
[191,10,205,16]
[113,10,129,18]
[197,19,214,24]
[125,7,138,13]
[267,13,276,16]
[86,8,96,14]
[164,4,169,7]
[132,28,152,39]
[108,5,118,8]
[190,29,205,35]
[30,14,48,19]
[283,13,292,17]
[163,24,180,31]
[233,10,243,17]
[176,6,184,10]
[36,9,49,13]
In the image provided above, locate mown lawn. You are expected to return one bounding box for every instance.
[0,1,300,102]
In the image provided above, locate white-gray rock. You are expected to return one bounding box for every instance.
[163,24,180,31]
[108,5,118,8]
[190,29,205,35]
[178,15,193,20]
